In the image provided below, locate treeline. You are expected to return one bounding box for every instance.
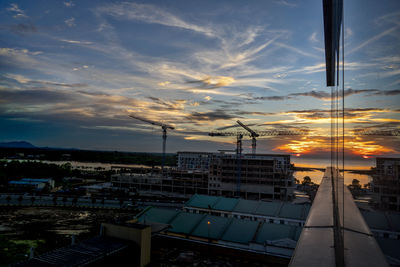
[0,161,119,190]
[0,147,177,166]
[0,161,82,186]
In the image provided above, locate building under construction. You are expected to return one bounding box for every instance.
[372,157,400,211]
[209,153,294,201]
[111,152,295,201]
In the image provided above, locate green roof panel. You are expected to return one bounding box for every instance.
[169,212,204,234]
[185,194,220,209]
[256,223,297,243]
[191,215,231,239]
[255,201,282,216]
[221,218,259,244]
[213,197,239,211]
[234,199,260,214]
[279,204,304,220]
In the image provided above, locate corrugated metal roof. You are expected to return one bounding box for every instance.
[13,237,129,267]
[185,194,311,221]
[256,223,300,243]
[185,194,220,209]
[169,212,204,234]
[213,197,239,211]
[255,201,281,216]
[191,215,231,239]
[279,204,304,220]
[138,207,302,246]
[221,218,259,244]
[234,199,260,214]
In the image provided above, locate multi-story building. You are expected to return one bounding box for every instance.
[177,151,214,171]
[111,169,208,197]
[372,157,400,211]
[209,154,294,201]
[112,152,295,201]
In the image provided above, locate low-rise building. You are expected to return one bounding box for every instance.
[372,157,400,211]
[8,178,55,191]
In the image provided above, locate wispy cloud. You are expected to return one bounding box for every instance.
[253,89,381,101]
[58,39,93,45]
[64,1,75,8]
[64,17,76,27]
[96,2,214,37]
[7,4,28,18]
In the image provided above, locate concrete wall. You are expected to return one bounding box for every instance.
[102,223,151,267]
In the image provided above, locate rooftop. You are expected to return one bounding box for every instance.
[185,194,310,221]
[136,207,303,247]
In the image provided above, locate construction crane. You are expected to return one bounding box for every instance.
[129,115,175,172]
[209,128,308,155]
[353,129,400,136]
[236,120,259,155]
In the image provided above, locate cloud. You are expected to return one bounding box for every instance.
[275,42,319,59]
[4,74,87,88]
[96,2,214,37]
[254,89,381,101]
[187,76,235,89]
[59,39,93,45]
[158,81,170,87]
[273,0,297,7]
[64,17,76,27]
[7,4,28,18]
[64,1,75,7]
[0,23,37,34]
[186,110,238,122]
[372,89,400,96]
[282,107,392,121]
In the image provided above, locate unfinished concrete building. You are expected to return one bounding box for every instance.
[209,154,294,201]
[372,157,400,211]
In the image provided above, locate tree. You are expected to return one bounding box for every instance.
[302,176,312,185]
[352,179,361,188]
[17,195,23,205]
[62,196,68,206]
[72,196,78,206]
[6,195,11,205]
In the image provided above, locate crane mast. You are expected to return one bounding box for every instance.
[129,115,174,173]
[237,120,259,155]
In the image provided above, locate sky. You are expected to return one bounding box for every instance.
[1,0,399,162]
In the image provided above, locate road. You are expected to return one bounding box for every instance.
[0,194,184,210]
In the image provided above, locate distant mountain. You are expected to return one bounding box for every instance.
[0,141,37,148]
